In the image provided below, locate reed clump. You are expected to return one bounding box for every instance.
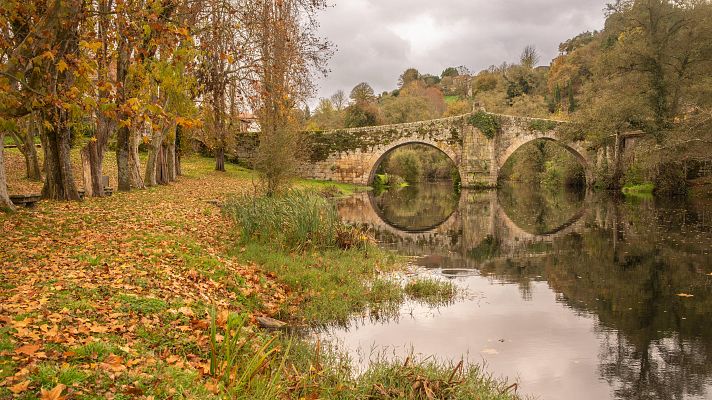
[224,190,370,251]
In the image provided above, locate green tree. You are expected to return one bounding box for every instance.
[344,102,381,127]
[398,68,420,88]
[441,67,459,78]
[350,82,376,103]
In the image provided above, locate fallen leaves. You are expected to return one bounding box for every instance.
[15,343,41,356]
[40,384,67,400]
[0,157,291,398]
[9,380,31,394]
[101,354,127,372]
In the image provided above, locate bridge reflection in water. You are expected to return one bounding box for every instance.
[334,184,712,400]
[338,183,591,266]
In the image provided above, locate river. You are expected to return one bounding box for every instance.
[332,182,712,400]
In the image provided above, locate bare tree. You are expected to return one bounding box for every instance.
[247,0,332,195]
[520,45,540,69]
[330,89,347,111]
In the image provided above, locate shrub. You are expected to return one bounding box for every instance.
[528,119,557,132]
[404,278,457,307]
[468,111,500,139]
[654,162,688,196]
[224,190,369,251]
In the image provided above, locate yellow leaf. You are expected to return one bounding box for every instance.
[57,60,68,73]
[676,293,694,298]
[40,383,66,400]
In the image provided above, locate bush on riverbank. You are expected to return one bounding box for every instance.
[224,189,403,324]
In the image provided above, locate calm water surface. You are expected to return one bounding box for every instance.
[332,183,712,400]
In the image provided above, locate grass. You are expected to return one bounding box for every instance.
[622,182,655,200]
[445,95,461,105]
[297,179,371,197]
[224,190,353,251]
[234,242,403,325]
[622,182,655,194]
[405,278,458,307]
[285,340,520,400]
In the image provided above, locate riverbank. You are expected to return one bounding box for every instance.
[1,155,519,399]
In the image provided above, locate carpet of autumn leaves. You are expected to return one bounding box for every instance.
[1,156,291,399]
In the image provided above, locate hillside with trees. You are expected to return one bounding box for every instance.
[307,0,712,193]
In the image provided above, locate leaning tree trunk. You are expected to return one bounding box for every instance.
[12,117,41,180]
[128,130,145,189]
[40,112,80,201]
[25,120,42,180]
[0,132,16,212]
[80,147,94,198]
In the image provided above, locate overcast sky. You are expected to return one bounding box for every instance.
[310,0,609,104]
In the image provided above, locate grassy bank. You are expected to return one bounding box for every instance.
[1,154,518,399]
[622,182,655,196]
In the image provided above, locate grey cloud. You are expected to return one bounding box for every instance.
[311,0,607,104]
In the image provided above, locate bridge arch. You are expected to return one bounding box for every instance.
[496,133,594,185]
[368,189,459,233]
[366,137,463,185]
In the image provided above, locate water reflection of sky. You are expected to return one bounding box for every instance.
[332,184,712,400]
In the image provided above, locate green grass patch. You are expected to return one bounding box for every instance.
[445,95,461,105]
[115,294,168,315]
[622,182,655,200]
[622,182,655,195]
[32,363,89,389]
[296,179,370,197]
[286,340,520,400]
[235,242,402,325]
[71,341,122,362]
[405,278,457,306]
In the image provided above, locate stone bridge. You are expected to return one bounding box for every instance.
[337,190,592,264]
[298,112,608,188]
[234,111,641,188]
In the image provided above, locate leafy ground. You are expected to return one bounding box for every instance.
[1,151,519,399]
[1,156,292,398]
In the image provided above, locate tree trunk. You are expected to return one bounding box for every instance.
[215,147,225,172]
[155,143,169,185]
[129,130,145,189]
[0,132,16,212]
[116,37,131,192]
[166,139,176,182]
[40,113,80,201]
[81,139,105,197]
[81,146,93,197]
[25,121,42,181]
[145,132,163,187]
[175,125,182,176]
[11,118,41,180]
